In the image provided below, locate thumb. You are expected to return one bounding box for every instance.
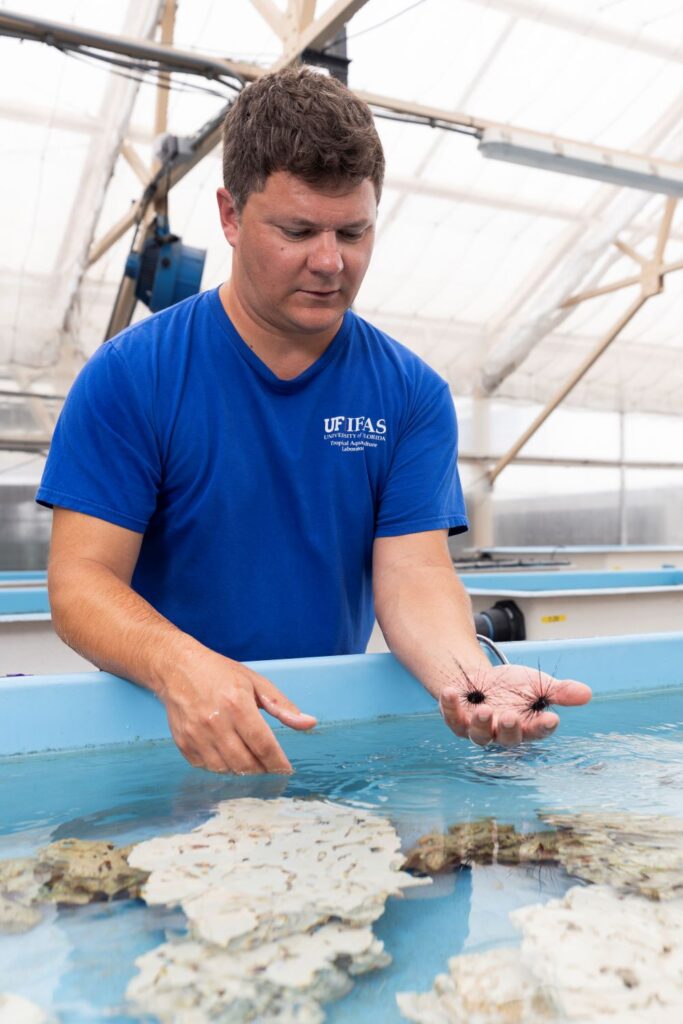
[256,683,317,731]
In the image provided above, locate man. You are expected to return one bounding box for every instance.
[37,68,590,774]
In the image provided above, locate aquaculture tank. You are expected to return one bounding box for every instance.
[1,635,682,1022]
[0,587,92,676]
[462,568,683,641]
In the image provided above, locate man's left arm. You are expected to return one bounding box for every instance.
[373,530,592,746]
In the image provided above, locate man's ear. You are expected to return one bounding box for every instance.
[217,188,240,246]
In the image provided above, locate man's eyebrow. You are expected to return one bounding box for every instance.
[276,217,372,229]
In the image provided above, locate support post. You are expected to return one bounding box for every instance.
[487,197,678,485]
[152,0,177,220]
[469,395,495,547]
[619,411,628,545]
[487,292,647,485]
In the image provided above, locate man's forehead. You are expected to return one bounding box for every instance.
[252,171,376,218]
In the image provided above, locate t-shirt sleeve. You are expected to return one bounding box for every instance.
[375,382,468,538]
[36,343,161,533]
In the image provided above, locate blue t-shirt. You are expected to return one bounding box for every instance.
[37,289,468,660]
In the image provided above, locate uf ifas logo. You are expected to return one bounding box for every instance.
[323,416,386,434]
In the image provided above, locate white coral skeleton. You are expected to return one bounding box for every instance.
[397,884,683,1023]
[126,797,429,1023]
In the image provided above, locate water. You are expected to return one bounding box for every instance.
[1,687,682,1022]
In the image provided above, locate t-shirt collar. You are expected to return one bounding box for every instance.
[207,287,352,393]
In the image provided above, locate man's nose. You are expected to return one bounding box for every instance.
[307,232,343,275]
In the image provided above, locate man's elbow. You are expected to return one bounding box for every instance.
[47,559,92,640]
[46,564,71,639]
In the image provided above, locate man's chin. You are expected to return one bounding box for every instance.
[286,305,347,336]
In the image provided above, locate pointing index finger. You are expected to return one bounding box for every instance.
[258,692,317,730]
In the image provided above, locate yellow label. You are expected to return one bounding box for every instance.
[541,614,566,623]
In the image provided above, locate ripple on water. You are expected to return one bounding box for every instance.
[285,712,683,833]
[470,732,683,818]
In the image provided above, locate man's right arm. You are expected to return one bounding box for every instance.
[48,507,316,774]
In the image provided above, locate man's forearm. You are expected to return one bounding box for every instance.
[374,562,489,700]
[373,535,592,746]
[49,560,205,698]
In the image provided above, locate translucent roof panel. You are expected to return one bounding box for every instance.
[3,0,683,432]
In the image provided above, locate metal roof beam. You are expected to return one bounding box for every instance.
[486,198,677,484]
[272,0,370,69]
[482,76,683,368]
[0,10,258,82]
[3,11,681,177]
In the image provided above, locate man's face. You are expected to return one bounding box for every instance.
[217,171,377,339]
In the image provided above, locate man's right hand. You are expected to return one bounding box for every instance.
[48,510,315,775]
[159,649,317,774]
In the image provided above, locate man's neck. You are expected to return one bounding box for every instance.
[218,281,342,381]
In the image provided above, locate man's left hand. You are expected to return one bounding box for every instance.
[439,663,592,746]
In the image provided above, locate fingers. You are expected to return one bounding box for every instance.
[438,687,470,737]
[547,678,592,706]
[201,736,266,775]
[235,707,293,774]
[439,664,590,747]
[468,705,495,746]
[182,719,291,775]
[496,710,522,747]
[440,688,515,745]
[257,685,317,731]
[440,688,558,747]
[168,698,292,776]
[521,710,559,742]
[173,721,269,774]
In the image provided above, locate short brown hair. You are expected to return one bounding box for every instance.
[222,66,385,211]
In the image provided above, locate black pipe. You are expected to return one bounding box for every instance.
[474,600,526,642]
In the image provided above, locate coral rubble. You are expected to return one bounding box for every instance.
[35,839,149,904]
[0,858,49,932]
[127,797,429,1023]
[403,812,683,900]
[402,818,558,874]
[0,839,148,932]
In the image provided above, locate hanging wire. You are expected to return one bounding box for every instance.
[58,44,242,101]
[323,0,431,50]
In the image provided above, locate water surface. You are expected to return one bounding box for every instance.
[1,686,682,1022]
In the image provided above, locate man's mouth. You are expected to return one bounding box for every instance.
[299,289,340,298]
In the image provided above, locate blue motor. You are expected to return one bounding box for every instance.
[124,216,206,313]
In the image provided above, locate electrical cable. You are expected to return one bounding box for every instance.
[16,28,482,142]
[58,44,242,100]
[323,0,431,50]
[65,47,477,139]
[371,107,479,138]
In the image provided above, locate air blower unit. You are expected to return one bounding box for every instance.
[124,215,206,313]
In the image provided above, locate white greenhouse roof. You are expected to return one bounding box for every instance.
[2,0,683,450]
